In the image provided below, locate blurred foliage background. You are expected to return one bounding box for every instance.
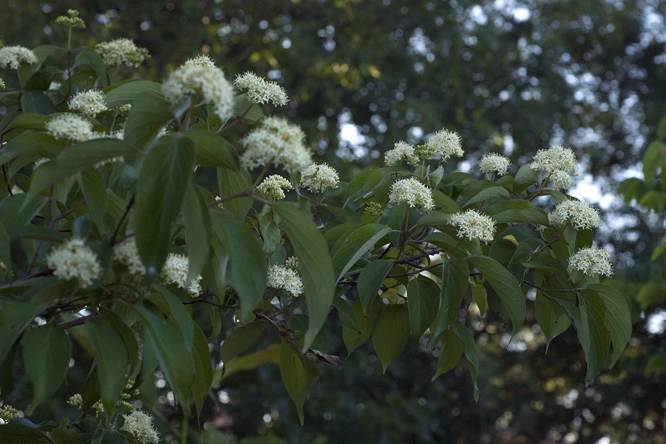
[2,1,666,443]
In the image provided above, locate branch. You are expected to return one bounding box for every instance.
[58,314,99,329]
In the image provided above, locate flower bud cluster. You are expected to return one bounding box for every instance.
[267,264,304,297]
[0,45,37,69]
[120,410,160,444]
[548,199,601,230]
[46,238,102,288]
[95,39,150,68]
[389,177,434,211]
[162,57,234,123]
[234,72,289,106]
[300,163,339,193]
[384,141,419,166]
[257,175,293,200]
[530,145,579,190]
[241,116,313,171]
[68,90,108,117]
[479,153,511,176]
[448,209,496,243]
[0,405,19,423]
[55,9,85,28]
[569,247,613,277]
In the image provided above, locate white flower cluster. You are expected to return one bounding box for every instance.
[256,174,293,200]
[241,116,313,171]
[479,153,511,176]
[234,72,289,106]
[112,238,146,275]
[300,163,339,193]
[68,90,108,117]
[95,39,149,68]
[162,58,234,122]
[45,114,94,143]
[448,209,496,243]
[548,199,601,230]
[120,410,160,444]
[46,238,102,288]
[0,45,37,69]
[267,264,303,297]
[384,141,419,166]
[285,256,299,271]
[389,177,434,211]
[184,55,216,68]
[530,145,579,190]
[569,247,613,277]
[428,129,463,160]
[161,253,202,297]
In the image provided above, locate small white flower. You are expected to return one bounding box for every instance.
[300,163,339,192]
[389,177,434,211]
[285,256,299,271]
[548,200,601,230]
[0,45,37,69]
[530,144,579,190]
[267,264,303,297]
[68,90,108,117]
[112,238,146,275]
[161,253,202,297]
[184,55,217,68]
[46,238,102,288]
[95,39,149,68]
[45,114,94,143]
[241,117,313,171]
[162,61,234,123]
[384,141,419,166]
[121,410,160,444]
[448,209,496,243]
[479,153,511,176]
[256,174,293,200]
[569,247,613,277]
[550,170,574,191]
[428,129,463,160]
[234,71,289,106]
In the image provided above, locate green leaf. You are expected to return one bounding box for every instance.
[218,344,280,382]
[211,209,266,320]
[0,424,50,444]
[331,224,391,282]
[466,255,526,334]
[586,284,632,367]
[0,302,45,364]
[148,287,195,351]
[578,290,611,380]
[186,129,240,170]
[457,181,510,207]
[452,320,480,402]
[372,304,410,373]
[20,90,55,115]
[135,136,195,281]
[279,341,318,425]
[342,298,380,356]
[98,308,140,377]
[21,323,71,413]
[407,277,440,340]
[484,200,549,225]
[192,323,213,418]
[217,168,253,218]
[636,281,666,310]
[356,259,393,315]
[513,163,539,193]
[50,417,79,444]
[0,340,18,400]
[534,291,571,353]
[183,184,212,284]
[86,318,129,415]
[617,177,647,204]
[136,305,195,413]
[79,167,108,231]
[123,93,173,149]
[272,203,335,351]
[232,94,265,123]
[17,45,59,86]
[643,140,666,182]
[75,47,111,87]
[103,79,164,108]
[220,322,266,364]
[432,329,465,381]
[431,189,460,214]
[430,257,469,342]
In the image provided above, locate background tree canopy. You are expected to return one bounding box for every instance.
[1,1,666,443]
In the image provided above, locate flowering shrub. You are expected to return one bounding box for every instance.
[0,10,631,442]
